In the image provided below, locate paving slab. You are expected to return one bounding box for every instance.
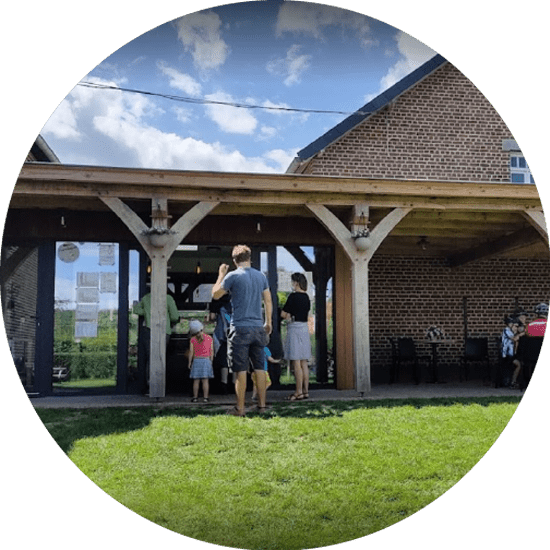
[28,381,523,409]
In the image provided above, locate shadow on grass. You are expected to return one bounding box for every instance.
[35,395,522,454]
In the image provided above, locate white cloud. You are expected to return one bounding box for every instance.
[377,31,436,93]
[157,62,202,96]
[42,76,287,173]
[173,106,192,124]
[267,45,311,87]
[258,126,277,141]
[43,98,81,140]
[173,11,229,72]
[275,3,374,47]
[204,91,258,134]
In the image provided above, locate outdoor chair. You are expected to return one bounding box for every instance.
[459,337,491,384]
[516,336,544,389]
[390,337,425,384]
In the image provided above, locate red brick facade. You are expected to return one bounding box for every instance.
[303,63,513,182]
[300,62,549,383]
[369,255,550,382]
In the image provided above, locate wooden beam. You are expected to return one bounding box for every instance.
[17,162,543,201]
[522,210,548,243]
[448,226,542,267]
[366,207,412,261]
[306,204,356,261]
[284,246,315,272]
[13,180,543,213]
[99,196,150,251]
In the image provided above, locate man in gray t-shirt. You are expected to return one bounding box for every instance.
[212,245,272,416]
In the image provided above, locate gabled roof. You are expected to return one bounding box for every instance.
[29,135,60,163]
[290,54,447,169]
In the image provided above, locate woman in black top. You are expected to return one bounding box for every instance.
[281,272,312,400]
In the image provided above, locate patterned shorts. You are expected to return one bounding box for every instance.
[227,326,269,373]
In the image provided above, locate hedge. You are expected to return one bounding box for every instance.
[54,352,117,380]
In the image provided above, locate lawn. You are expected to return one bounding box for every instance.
[36,396,520,550]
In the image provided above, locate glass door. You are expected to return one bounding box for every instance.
[53,242,119,394]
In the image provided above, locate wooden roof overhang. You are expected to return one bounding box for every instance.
[6,162,548,266]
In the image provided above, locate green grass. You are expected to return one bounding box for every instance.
[53,377,116,389]
[36,396,520,550]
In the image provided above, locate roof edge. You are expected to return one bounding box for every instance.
[293,54,447,166]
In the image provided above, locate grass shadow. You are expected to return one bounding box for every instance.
[35,395,522,454]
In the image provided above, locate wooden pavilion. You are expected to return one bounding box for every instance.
[4,161,546,397]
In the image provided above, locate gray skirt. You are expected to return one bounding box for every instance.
[190,357,214,379]
[284,321,312,361]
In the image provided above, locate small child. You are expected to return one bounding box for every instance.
[188,320,214,403]
[501,315,519,388]
[251,346,280,402]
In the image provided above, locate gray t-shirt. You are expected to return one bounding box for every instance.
[222,267,268,327]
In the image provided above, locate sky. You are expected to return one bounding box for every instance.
[41,0,436,174]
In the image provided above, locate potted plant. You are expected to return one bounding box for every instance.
[352,228,370,251]
[142,227,174,248]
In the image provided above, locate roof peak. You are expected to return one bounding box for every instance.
[294,54,447,165]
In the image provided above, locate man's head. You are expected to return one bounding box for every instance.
[232,245,252,265]
[535,303,548,318]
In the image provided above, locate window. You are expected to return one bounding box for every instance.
[510,154,534,184]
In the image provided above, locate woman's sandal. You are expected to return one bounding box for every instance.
[227,406,246,417]
[302,393,309,399]
[191,397,199,403]
[203,398,209,403]
[287,393,304,401]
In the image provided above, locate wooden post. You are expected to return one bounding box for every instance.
[352,254,370,394]
[306,203,411,394]
[149,251,168,398]
[100,196,219,398]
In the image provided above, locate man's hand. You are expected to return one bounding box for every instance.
[218,263,230,277]
[212,264,230,300]
[264,322,273,336]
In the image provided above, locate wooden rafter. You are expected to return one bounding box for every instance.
[447,226,543,267]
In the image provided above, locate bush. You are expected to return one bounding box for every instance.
[54,352,116,380]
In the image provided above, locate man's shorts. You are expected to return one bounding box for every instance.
[227,326,268,373]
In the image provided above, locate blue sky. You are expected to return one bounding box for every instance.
[41,1,436,173]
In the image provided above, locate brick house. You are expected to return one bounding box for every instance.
[287,54,550,384]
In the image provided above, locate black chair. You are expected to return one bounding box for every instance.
[460,337,491,383]
[390,337,423,384]
[517,336,543,389]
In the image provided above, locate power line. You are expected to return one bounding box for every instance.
[77,81,371,117]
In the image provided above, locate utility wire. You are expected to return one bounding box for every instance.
[77,81,371,117]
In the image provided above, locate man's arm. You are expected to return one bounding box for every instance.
[212,264,229,300]
[167,295,180,323]
[263,288,273,335]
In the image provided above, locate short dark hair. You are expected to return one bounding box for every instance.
[232,245,251,264]
[291,272,308,291]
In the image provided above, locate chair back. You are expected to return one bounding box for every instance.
[464,337,488,360]
[397,337,417,360]
[520,336,543,364]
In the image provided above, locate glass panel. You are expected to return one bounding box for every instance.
[511,173,524,183]
[53,242,119,393]
[510,156,517,168]
[518,156,527,168]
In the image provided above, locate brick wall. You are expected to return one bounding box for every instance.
[304,63,513,182]
[368,255,550,382]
